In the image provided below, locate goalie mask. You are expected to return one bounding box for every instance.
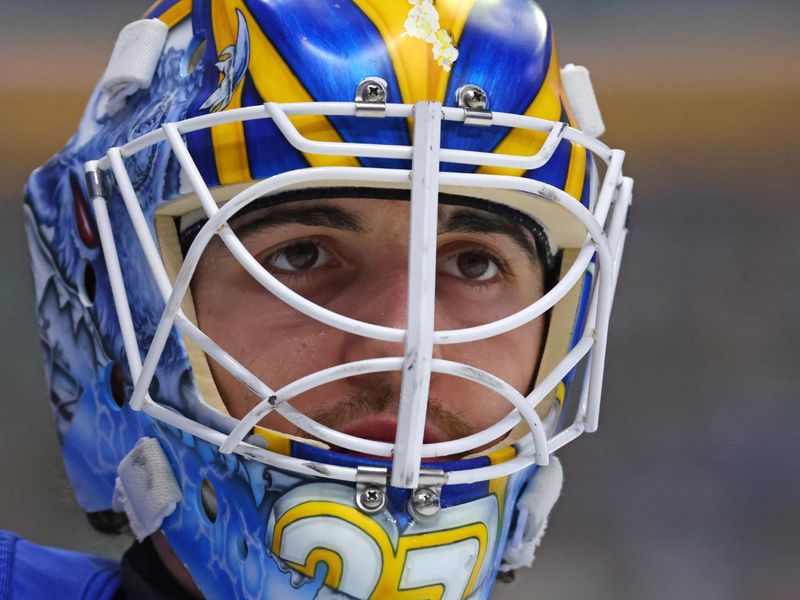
[24,1,632,598]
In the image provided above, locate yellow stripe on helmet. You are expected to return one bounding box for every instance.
[476,44,563,178]
[352,0,478,105]
[564,140,588,201]
[154,0,192,28]
[208,2,361,184]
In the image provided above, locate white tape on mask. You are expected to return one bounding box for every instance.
[500,456,564,572]
[102,19,169,116]
[561,64,606,138]
[112,437,182,541]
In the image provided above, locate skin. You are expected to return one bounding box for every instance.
[190,197,547,450]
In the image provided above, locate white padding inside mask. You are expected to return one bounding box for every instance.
[102,19,168,116]
[155,214,230,417]
[112,437,182,541]
[501,456,564,572]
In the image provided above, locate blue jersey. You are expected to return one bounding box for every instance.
[0,531,120,600]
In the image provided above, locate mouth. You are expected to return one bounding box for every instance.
[341,415,450,445]
[333,415,452,461]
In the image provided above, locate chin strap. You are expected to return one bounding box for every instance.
[500,456,564,572]
[112,437,182,541]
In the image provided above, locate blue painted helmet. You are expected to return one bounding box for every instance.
[25,0,631,598]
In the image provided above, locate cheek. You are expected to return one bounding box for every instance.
[192,276,351,415]
[433,318,544,419]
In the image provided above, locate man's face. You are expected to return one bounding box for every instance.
[191,196,546,451]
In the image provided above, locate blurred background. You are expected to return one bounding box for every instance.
[1,1,798,599]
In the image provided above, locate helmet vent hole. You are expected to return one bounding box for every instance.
[148,375,160,399]
[78,259,96,306]
[110,363,128,408]
[183,36,207,76]
[238,537,249,561]
[200,479,218,523]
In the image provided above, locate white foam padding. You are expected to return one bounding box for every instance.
[101,19,169,116]
[561,64,606,138]
[500,456,564,571]
[112,437,182,541]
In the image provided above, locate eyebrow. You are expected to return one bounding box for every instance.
[230,202,537,264]
[439,209,539,264]
[231,204,366,242]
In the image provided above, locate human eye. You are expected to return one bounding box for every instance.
[264,239,333,273]
[437,248,508,282]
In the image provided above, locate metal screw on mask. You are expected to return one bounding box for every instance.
[363,83,384,102]
[456,84,489,110]
[355,76,388,117]
[355,466,388,514]
[456,84,493,126]
[357,486,387,513]
[410,487,441,518]
[408,469,446,518]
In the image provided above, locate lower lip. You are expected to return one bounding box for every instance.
[342,418,446,445]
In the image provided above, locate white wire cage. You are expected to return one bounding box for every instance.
[85,100,632,490]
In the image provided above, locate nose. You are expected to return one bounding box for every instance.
[355,264,409,331]
[338,263,444,385]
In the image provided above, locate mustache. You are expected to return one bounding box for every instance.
[308,384,474,442]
